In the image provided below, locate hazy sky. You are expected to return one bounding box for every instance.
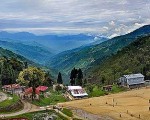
[0,0,150,37]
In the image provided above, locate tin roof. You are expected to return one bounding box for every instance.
[123,73,144,79]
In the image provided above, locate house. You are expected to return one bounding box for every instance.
[2,84,25,94]
[67,86,88,98]
[103,85,113,91]
[119,73,145,88]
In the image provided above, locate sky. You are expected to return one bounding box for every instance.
[0,0,150,37]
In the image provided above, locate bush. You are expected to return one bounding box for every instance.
[61,108,73,117]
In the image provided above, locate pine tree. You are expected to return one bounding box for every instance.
[70,68,76,85]
[76,68,83,86]
[57,72,63,84]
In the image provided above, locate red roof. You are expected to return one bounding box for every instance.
[25,87,40,95]
[36,86,48,92]
[2,84,21,89]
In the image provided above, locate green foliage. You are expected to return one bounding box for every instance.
[61,108,73,117]
[18,67,45,86]
[90,35,150,82]
[89,86,105,97]
[32,92,66,106]
[18,67,45,100]
[0,57,24,85]
[85,84,126,97]
[8,110,68,120]
[70,68,83,86]
[57,72,63,84]
[0,94,19,107]
[55,84,63,91]
[48,25,150,75]
[111,85,126,93]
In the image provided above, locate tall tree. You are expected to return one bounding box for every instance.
[18,67,45,100]
[57,72,63,84]
[70,68,76,85]
[76,68,83,86]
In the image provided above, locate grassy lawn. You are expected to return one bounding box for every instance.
[61,108,73,117]
[111,85,126,93]
[32,92,66,106]
[0,94,19,107]
[8,110,68,120]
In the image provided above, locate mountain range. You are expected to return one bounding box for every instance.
[0,25,150,83]
[0,32,107,64]
[48,25,150,76]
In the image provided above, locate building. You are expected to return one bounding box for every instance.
[119,73,145,88]
[67,86,88,98]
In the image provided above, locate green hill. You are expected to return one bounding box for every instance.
[89,35,150,84]
[0,40,53,64]
[0,47,35,65]
[48,25,150,75]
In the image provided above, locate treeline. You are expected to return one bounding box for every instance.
[56,68,86,86]
[0,57,25,85]
[0,56,53,87]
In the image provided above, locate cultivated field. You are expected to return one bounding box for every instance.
[60,87,150,120]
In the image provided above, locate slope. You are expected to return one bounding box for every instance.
[0,40,53,64]
[89,35,150,83]
[48,25,150,74]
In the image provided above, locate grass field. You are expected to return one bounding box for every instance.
[61,87,150,120]
[0,94,19,107]
[32,92,66,106]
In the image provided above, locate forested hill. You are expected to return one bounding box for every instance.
[48,25,150,75]
[0,47,35,65]
[89,35,150,84]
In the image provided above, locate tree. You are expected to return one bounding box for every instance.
[70,68,77,85]
[76,68,83,86]
[24,62,28,69]
[83,79,87,86]
[45,72,53,86]
[0,57,25,86]
[18,67,45,100]
[57,72,63,84]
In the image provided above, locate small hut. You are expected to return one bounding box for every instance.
[103,85,113,91]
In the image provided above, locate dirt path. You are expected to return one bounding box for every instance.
[0,92,7,102]
[0,100,32,117]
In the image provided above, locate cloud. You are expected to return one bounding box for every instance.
[0,0,149,35]
[109,21,115,26]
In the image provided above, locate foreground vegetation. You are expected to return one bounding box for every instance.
[61,108,73,117]
[0,94,19,107]
[32,91,66,106]
[0,93,23,113]
[7,110,68,120]
[85,84,126,97]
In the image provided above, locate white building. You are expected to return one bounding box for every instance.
[67,86,88,98]
[119,73,145,88]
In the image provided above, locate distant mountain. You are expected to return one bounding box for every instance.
[0,47,35,65]
[0,32,108,64]
[0,39,53,64]
[0,32,107,53]
[89,35,150,83]
[47,25,150,75]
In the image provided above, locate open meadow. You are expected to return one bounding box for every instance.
[61,87,150,120]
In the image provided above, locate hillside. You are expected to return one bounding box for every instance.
[0,39,53,64]
[89,35,150,83]
[0,47,35,65]
[48,25,150,75]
